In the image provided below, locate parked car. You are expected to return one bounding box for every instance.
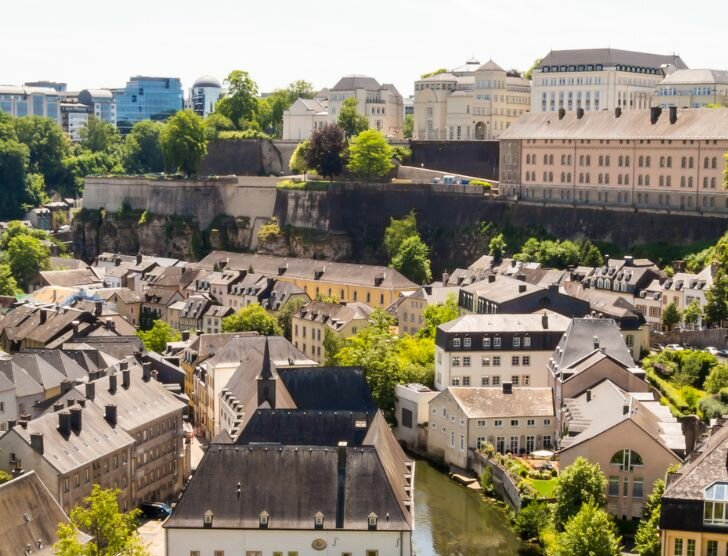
[665,344,684,351]
[705,347,720,356]
[139,502,172,519]
[718,349,728,358]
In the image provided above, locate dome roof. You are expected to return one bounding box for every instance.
[193,75,222,88]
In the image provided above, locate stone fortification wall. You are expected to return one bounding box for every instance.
[409,140,500,180]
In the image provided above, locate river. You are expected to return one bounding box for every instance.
[412,460,537,556]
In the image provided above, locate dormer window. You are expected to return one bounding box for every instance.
[203,509,214,527]
[314,511,324,529]
[259,511,269,528]
[368,512,378,530]
[705,483,728,526]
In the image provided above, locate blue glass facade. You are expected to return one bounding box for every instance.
[114,76,183,133]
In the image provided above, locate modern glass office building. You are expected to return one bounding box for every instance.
[113,76,183,133]
[0,86,61,123]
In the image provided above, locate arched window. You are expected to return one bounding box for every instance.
[681,156,687,168]
[625,156,630,167]
[646,156,651,167]
[549,154,554,165]
[618,174,623,185]
[711,177,717,188]
[598,173,603,185]
[618,156,624,167]
[605,173,610,185]
[599,155,604,166]
[645,175,650,186]
[526,154,531,164]
[549,172,553,182]
[604,279,611,289]
[561,154,566,165]
[586,155,591,166]
[610,449,644,471]
[704,157,710,169]
[704,177,709,188]
[625,175,630,185]
[680,176,686,188]
[567,172,572,182]
[579,173,584,184]
[544,154,549,165]
[689,157,694,169]
[659,176,664,187]
[605,156,610,166]
[638,156,644,168]
[666,156,672,168]
[712,157,718,169]
[660,156,665,168]
[666,176,672,187]
[561,172,565,182]
[688,177,693,188]
[638,175,643,186]
[597,278,604,288]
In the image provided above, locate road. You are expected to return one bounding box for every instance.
[138,519,165,556]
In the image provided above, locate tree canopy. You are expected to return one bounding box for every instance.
[4,233,50,291]
[337,97,369,138]
[346,129,394,182]
[489,233,507,260]
[305,124,345,180]
[383,211,419,259]
[222,304,283,336]
[662,301,682,331]
[403,114,414,139]
[12,115,69,184]
[289,140,310,175]
[123,120,165,173]
[417,294,459,339]
[80,116,121,153]
[216,70,260,129]
[391,235,432,284]
[551,501,621,556]
[634,479,664,556]
[552,456,607,531]
[137,320,181,353]
[160,110,207,176]
[54,485,148,556]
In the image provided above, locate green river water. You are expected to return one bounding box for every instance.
[412,460,539,556]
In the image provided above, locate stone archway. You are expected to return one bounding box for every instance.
[474,121,486,140]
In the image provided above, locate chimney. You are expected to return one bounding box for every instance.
[576,107,584,119]
[442,272,450,285]
[650,106,662,125]
[39,309,47,324]
[142,362,152,381]
[122,368,130,389]
[72,320,80,335]
[7,419,16,430]
[58,411,71,436]
[136,253,142,265]
[181,330,190,341]
[108,372,117,394]
[593,335,600,349]
[105,404,117,426]
[624,255,634,267]
[615,107,622,119]
[488,274,496,283]
[586,389,592,402]
[669,106,678,125]
[336,441,347,529]
[60,379,72,394]
[94,301,102,316]
[115,256,121,267]
[502,382,513,394]
[30,433,44,455]
[518,284,527,293]
[558,107,566,120]
[106,317,115,331]
[53,402,64,412]
[424,285,432,296]
[70,407,82,432]
[85,380,95,401]
[542,313,549,329]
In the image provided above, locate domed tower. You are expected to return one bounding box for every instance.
[190,75,222,117]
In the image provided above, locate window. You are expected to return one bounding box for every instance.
[543,435,552,448]
[673,538,683,556]
[687,539,696,556]
[608,477,619,496]
[483,337,491,348]
[494,419,503,427]
[214,552,224,556]
[191,552,201,556]
[463,356,471,367]
[493,337,501,348]
[401,408,413,429]
[463,337,471,348]
[512,356,520,366]
[523,337,531,347]
[513,337,521,348]
[462,376,471,386]
[527,419,535,427]
[477,420,487,427]
[451,377,461,386]
[633,478,644,498]
[706,540,718,556]
[704,482,728,525]
[481,376,489,386]
[512,375,520,386]
[492,376,501,386]
[452,356,460,367]
[482,356,490,366]
[510,419,519,427]
[452,338,461,348]
[522,356,530,366]
[493,356,501,366]
[610,449,644,471]
[450,431,455,447]
[366,551,379,556]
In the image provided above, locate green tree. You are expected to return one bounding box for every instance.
[417,294,459,339]
[137,320,181,353]
[123,120,165,173]
[222,304,283,335]
[403,114,414,139]
[662,301,682,331]
[384,211,419,259]
[553,456,607,531]
[54,485,148,556]
[579,239,604,266]
[704,273,728,326]
[80,116,121,153]
[551,501,621,556]
[305,123,345,180]
[5,234,50,291]
[289,140,310,175]
[704,363,728,393]
[203,112,235,141]
[337,97,369,138]
[216,70,260,129]
[524,58,542,81]
[323,328,346,366]
[26,173,48,206]
[276,297,308,340]
[514,501,550,541]
[59,150,123,195]
[634,479,664,556]
[346,129,394,182]
[0,138,31,218]
[391,235,432,284]
[683,299,703,328]
[160,110,207,176]
[0,263,21,296]
[489,233,507,261]
[13,115,69,184]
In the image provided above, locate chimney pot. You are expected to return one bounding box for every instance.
[94,301,102,316]
[650,106,662,125]
[518,284,527,293]
[488,274,496,283]
[109,373,117,394]
[181,330,190,341]
[558,107,566,120]
[669,106,678,124]
[39,309,47,324]
[542,313,549,329]
[58,411,71,435]
[60,379,72,394]
[105,404,117,426]
[142,362,152,381]
[615,107,622,119]
[70,407,82,432]
[72,320,80,335]
[85,380,95,401]
[122,368,130,389]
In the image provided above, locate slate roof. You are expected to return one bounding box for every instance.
[439,312,571,334]
[0,359,43,398]
[659,68,728,85]
[295,301,374,332]
[537,48,687,71]
[49,257,89,271]
[195,251,417,290]
[443,387,555,418]
[278,367,376,412]
[478,59,505,72]
[550,318,635,370]
[331,75,382,92]
[0,471,85,555]
[13,352,82,389]
[461,275,548,303]
[500,107,728,141]
[38,269,103,288]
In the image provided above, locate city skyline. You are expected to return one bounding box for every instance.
[3,0,727,97]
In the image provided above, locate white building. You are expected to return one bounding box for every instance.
[413,59,531,140]
[281,98,328,141]
[0,86,61,123]
[190,75,223,117]
[531,48,688,114]
[653,68,728,108]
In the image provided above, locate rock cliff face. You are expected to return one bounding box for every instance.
[256,227,352,260]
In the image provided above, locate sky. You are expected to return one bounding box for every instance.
[2,0,727,97]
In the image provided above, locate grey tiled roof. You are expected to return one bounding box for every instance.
[551,318,635,370]
[330,75,382,92]
[439,313,571,334]
[443,387,555,418]
[538,48,687,71]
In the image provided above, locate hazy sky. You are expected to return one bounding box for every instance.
[2,0,726,97]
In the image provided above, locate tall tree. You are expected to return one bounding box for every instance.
[137,320,181,353]
[0,263,21,296]
[662,301,682,331]
[683,299,703,328]
[217,70,260,129]
[13,115,69,185]
[287,80,316,100]
[551,501,621,556]
[305,124,345,180]
[391,235,432,284]
[160,110,207,176]
[489,233,507,260]
[203,113,235,141]
[704,273,728,326]
[123,120,165,173]
[80,116,121,153]
[277,297,308,340]
[524,58,542,81]
[289,140,310,175]
[383,211,419,259]
[54,485,148,556]
[578,239,604,266]
[553,456,607,531]
[337,97,369,138]
[0,139,31,218]
[417,294,459,339]
[634,479,665,556]
[346,129,394,182]
[403,114,414,139]
[222,304,283,336]
[5,233,50,291]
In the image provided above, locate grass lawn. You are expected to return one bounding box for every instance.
[527,478,557,498]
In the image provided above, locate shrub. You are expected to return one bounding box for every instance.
[698,396,728,420]
[720,387,728,404]
[138,210,150,225]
